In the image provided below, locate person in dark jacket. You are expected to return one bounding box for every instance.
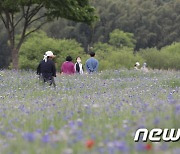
[37,51,56,87]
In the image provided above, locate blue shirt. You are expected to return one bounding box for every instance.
[85,57,99,73]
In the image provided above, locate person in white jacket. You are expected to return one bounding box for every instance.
[74,57,84,74]
[141,62,149,72]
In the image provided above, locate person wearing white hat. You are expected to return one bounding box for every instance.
[134,62,140,70]
[37,51,56,87]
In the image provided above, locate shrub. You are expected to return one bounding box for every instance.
[19,31,85,70]
[109,29,136,49]
[94,43,144,70]
[139,42,180,70]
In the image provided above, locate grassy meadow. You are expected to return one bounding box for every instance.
[0,69,180,154]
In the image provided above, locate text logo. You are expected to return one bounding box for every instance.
[134,128,180,142]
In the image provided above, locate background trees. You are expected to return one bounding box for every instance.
[139,42,180,70]
[19,31,85,70]
[0,0,180,69]
[44,0,180,50]
[109,29,136,48]
[0,0,96,69]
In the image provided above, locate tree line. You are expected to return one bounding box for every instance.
[0,0,180,68]
[44,0,180,50]
[0,0,96,69]
[18,30,180,71]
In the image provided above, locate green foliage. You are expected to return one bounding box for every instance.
[94,42,144,70]
[1,0,180,68]
[108,50,143,70]
[139,42,180,70]
[19,30,145,71]
[0,0,97,69]
[162,78,180,88]
[163,42,180,54]
[93,42,114,59]
[0,0,97,24]
[19,31,85,70]
[44,0,180,50]
[109,29,136,48]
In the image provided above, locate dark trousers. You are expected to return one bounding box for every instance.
[39,75,56,87]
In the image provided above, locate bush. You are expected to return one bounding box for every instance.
[19,31,85,70]
[93,43,144,70]
[109,29,136,49]
[108,49,144,69]
[19,31,180,71]
[139,42,180,70]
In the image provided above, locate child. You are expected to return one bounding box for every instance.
[74,57,84,74]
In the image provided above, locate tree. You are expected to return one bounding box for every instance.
[19,31,85,70]
[0,0,97,69]
[44,0,180,51]
[109,29,136,48]
[0,20,10,68]
[0,34,10,68]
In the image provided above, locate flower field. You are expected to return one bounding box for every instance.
[0,69,180,154]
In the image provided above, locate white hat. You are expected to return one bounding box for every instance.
[135,62,140,66]
[45,51,55,57]
[43,51,55,62]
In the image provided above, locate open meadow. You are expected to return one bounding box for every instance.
[0,69,180,154]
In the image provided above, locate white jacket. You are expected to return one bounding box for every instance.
[74,62,84,74]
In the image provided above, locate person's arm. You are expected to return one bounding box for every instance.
[52,62,56,77]
[85,61,90,73]
[94,60,99,72]
[74,63,77,72]
[37,62,41,75]
[72,64,75,74]
[81,64,84,74]
[61,63,64,74]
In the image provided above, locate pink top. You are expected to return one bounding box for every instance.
[61,61,75,75]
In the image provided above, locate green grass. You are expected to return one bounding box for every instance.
[161,78,180,88]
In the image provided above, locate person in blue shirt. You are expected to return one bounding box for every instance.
[85,52,99,73]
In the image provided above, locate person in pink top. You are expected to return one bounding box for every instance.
[61,56,75,75]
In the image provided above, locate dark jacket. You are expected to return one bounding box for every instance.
[37,59,56,79]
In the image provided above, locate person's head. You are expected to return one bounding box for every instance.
[143,62,147,67]
[89,52,95,57]
[47,56,53,60]
[46,51,55,58]
[135,62,140,67]
[76,57,82,63]
[44,51,55,62]
[66,56,72,62]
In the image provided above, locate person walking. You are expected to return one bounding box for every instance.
[85,52,99,73]
[37,51,56,87]
[61,56,75,75]
[74,57,84,74]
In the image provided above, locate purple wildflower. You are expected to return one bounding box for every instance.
[42,134,50,143]
[23,132,35,142]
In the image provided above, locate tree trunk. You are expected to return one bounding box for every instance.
[12,48,19,69]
